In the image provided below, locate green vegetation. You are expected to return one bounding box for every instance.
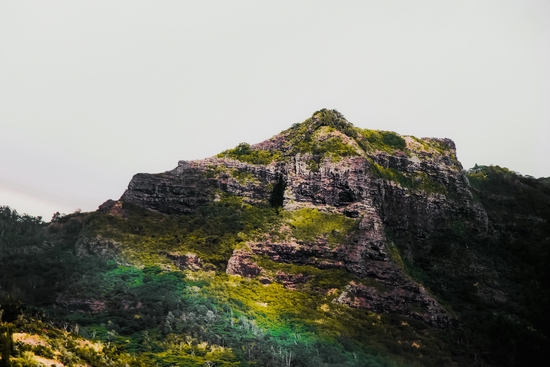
[218,110,413,167]
[370,162,412,187]
[0,205,448,366]
[283,208,357,247]
[230,169,260,185]
[384,165,550,366]
[84,196,281,268]
[467,164,511,190]
[215,109,458,199]
[213,108,465,214]
[205,164,261,185]
[2,314,146,367]
[415,172,448,194]
[0,200,494,367]
[285,109,359,141]
[369,161,447,195]
[284,109,407,159]
[0,324,12,367]
[217,143,283,165]
[287,126,360,162]
[385,241,405,270]
[207,274,456,367]
[205,163,228,178]
[357,129,407,153]
[2,158,549,366]
[215,109,458,200]
[253,257,390,294]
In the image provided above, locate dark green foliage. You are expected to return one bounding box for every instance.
[291,132,360,161]
[357,129,406,153]
[310,109,355,132]
[286,109,357,139]
[218,142,283,165]
[0,324,12,367]
[284,110,361,160]
[369,162,413,187]
[381,132,407,150]
[0,296,24,324]
[369,161,447,194]
[286,110,361,159]
[384,165,550,366]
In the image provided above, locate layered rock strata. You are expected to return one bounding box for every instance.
[120,111,488,328]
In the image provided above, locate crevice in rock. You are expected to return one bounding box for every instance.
[269,175,286,208]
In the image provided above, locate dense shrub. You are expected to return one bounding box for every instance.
[217,143,282,165]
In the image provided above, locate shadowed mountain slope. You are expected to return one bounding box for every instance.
[1,109,549,367]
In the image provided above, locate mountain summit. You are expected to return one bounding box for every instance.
[120,109,481,329]
[122,108,464,215]
[1,110,549,367]
[217,109,455,166]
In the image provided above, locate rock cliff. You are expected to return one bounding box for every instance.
[120,109,489,328]
[2,109,549,366]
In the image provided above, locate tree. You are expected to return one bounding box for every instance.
[0,324,12,367]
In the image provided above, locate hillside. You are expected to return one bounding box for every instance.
[1,109,549,367]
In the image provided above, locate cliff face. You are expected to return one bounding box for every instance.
[3,110,549,367]
[120,109,489,328]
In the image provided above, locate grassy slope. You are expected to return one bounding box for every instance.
[4,167,548,366]
[1,200,462,367]
[1,110,549,366]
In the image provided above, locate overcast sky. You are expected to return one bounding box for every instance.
[1,0,549,220]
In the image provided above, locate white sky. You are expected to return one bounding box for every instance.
[1,0,549,220]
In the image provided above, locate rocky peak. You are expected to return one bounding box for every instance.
[117,109,491,329]
[218,109,460,174]
[286,108,356,140]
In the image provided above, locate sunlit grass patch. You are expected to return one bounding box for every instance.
[283,208,358,246]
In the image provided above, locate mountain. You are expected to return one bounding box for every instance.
[1,109,549,367]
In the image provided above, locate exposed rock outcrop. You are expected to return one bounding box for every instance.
[166,252,203,271]
[119,110,488,328]
[226,249,263,278]
[120,158,284,214]
[75,236,121,260]
[334,281,455,328]
[98,199,125,216]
